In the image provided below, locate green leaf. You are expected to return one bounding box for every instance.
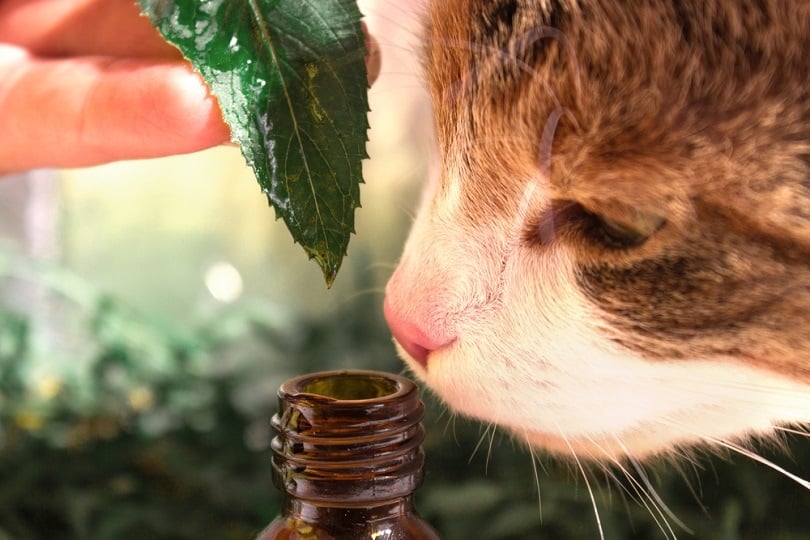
[137,0,369,286]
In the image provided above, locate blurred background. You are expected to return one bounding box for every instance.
[0,1,808,538]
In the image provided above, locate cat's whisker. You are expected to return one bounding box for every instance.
[655,417,810,491]
[556,426,605,540]
[625,451,691,535]
[469,423,494,465]
[598,466,615,508]
[400,204,418,222]
[486,423,498,475]
[450,413,465,448]
[337,287,386,305]
[670,459,711,518]
[707,437,810,491]
[611,463,653,513]
[526,443,545,519]
[435,407,467,453]
[434,405,449,425]
[584,435,681,540]
[596,464,650,527]
[775,426,810,437]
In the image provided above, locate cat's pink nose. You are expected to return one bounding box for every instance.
[383,296,449,368]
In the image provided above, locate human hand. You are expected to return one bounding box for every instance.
[0,0,380,173]
[0,0,232,172]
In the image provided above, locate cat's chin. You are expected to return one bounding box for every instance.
[400,365,686,460]
[396,341,810,463]
[398,345,672,460]
[517,425,697,461]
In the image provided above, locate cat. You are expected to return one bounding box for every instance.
[381,0,810,514]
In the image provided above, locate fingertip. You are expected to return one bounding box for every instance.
[0,55,232,171]
[60,58,233,164]
[362,20,381,87]
[152,63,232,151]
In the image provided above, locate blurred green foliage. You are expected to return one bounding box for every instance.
[0,248,808,539]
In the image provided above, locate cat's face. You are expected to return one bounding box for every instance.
[383,0,810,460]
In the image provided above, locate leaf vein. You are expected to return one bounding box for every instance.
[247,0,329,255]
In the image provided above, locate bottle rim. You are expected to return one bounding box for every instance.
[278,369,416,404]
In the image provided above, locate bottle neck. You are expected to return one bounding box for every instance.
[271,370,426,504]
[273,497,423,539]
[283,496,417,520]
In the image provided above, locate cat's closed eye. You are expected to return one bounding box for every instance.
[531,200,667,251]
[584,205,667,249]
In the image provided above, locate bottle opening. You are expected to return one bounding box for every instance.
[298,372,399,401]
[272,370,426,504]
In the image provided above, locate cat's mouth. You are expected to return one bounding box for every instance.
[392,337,456,372]
[395,337,432,370]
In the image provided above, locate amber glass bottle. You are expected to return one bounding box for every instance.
[257,369,439,540]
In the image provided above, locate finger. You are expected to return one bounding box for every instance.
[0,45,231,172]
[362,20,381,86]
[2,0,382,81]
[0,0,180,59]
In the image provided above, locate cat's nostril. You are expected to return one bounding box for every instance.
[383,297,449,368]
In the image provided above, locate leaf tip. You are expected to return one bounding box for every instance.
[308,250,342,289]
[323,271,337,289]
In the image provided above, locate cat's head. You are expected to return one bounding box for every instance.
[383,0,810,460]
